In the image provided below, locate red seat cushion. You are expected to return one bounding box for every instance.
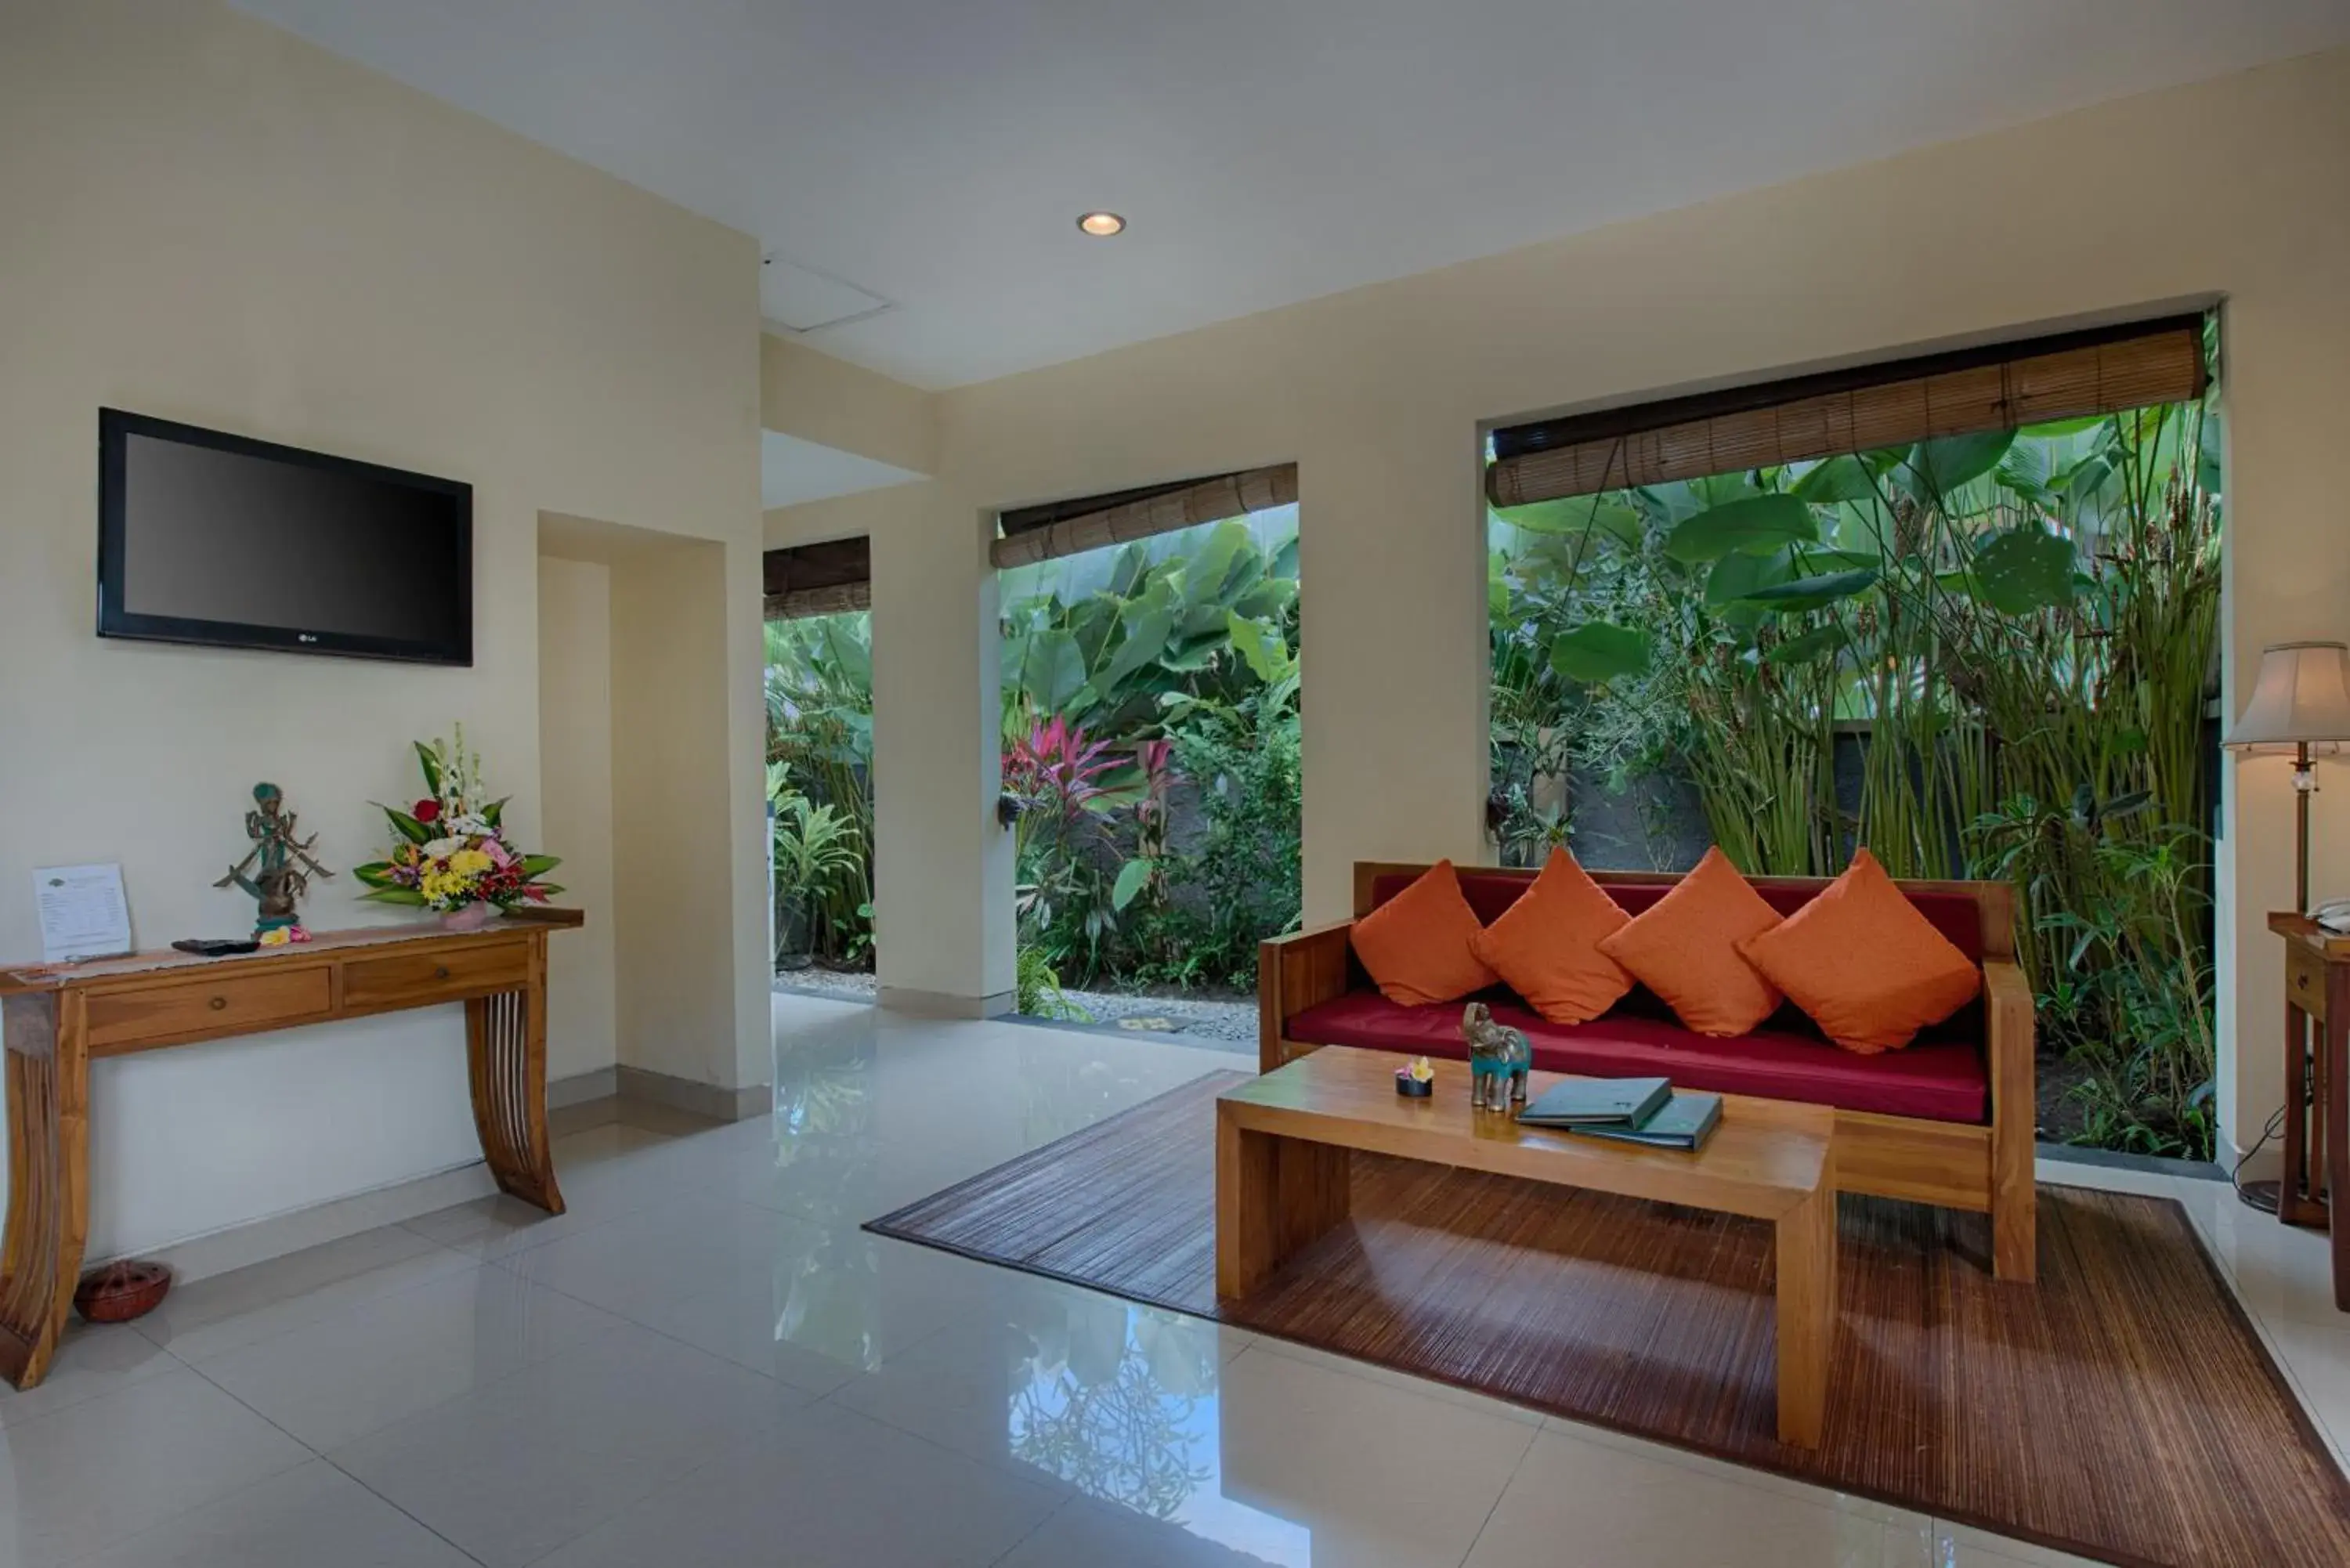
[1285,992,1988,1124]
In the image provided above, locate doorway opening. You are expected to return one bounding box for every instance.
[763,537,877,1005]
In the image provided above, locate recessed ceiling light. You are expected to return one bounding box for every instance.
[1076,211,1126,237]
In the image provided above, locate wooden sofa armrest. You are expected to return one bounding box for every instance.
[1982,959,2037,1281]
[1257,920,1356,1074]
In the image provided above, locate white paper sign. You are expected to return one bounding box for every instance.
[33,863,133,963]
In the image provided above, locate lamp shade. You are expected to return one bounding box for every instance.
[2224,641,2350,747]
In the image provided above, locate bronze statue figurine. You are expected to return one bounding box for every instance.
[215,782,333,935]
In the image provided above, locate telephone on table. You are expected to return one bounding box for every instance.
[2316,899,2350,935]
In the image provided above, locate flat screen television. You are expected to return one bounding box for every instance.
[97,409,473,666]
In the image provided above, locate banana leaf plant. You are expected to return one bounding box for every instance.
[1000,518,1297,746]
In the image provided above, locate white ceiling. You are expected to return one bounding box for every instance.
[760,429,924,509]
[234,1,2350,390]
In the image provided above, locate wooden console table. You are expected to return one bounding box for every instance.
[0,909,581,1389]
[2270,912,2350,1311]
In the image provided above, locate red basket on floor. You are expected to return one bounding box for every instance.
[74,1260,172,1324]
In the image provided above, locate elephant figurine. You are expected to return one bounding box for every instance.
[1462,1002,1531,1113]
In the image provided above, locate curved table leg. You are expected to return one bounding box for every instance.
[465,952,565,1216]
[0,993,91,1391]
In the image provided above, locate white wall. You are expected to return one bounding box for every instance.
[867,492,1014,1010]
[1,0,765,1257]
[610,536,757,1084]
[770,45,2350,1158]
[537,554,619,1083]
[762,336,940,477]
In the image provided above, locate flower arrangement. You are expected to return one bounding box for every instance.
[353,727,562,919]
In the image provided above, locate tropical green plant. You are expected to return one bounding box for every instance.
[1000,517,1296,744]
[1969,802,2214,1154]
[1111,739,1175,915]
[1016,941,1090,1021]
[766,612,875,967]
[1159,681,1303,988]
[1488,329,2224,1156]
[769,779,866,969]
[1000,509,1303,998]
[1003,712,1130,972]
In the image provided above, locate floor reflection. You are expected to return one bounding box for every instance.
[763,999,1316,1560]
[769,1226,888,1375]
[999,1293,1311,1565]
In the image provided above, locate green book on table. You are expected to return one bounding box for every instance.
[1516,1076,1672,1129]
[1564,1091,1723,1151]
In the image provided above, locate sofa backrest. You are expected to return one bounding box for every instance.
[1358,861,2009,964]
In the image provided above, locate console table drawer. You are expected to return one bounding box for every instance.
[86,969,332,1050]
[344,944,529,1009]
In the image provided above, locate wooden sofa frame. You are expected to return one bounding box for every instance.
[1258,861,2037,1283]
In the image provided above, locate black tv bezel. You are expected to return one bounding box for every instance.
[97,408,475,667]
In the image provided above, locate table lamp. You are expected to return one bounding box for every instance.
[2224,641,2350,916]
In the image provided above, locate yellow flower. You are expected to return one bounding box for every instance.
[449,848,493,877]
[421,868,471,901]
[258,927,291,947]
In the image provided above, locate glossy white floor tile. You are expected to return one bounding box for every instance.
[1463,1425,1923,1568]
[327,1324,810,1566]
[0,1371,309,1565]
[532,1399,1067,1568]
[828,1278,1259,1493]
[631,1219,1008,1395]
[0,1321,181,1431]
[1200,1341,1540,1568]
[72,1461,475,1568]
[129,1221,461,1362]
[1929,1521,2104,1567]
[0,1003,2339,1566]
[999,1494,1301,1568]
[193,1264,627,1451]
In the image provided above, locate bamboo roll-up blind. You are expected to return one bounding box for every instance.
[762,536,870,620]
[765,580,871,620]
[1487,316,2207,508]
[992,463,1298,569]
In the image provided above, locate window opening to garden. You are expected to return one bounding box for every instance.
[996,468,1303,1043]
[1484,316,2222,1156]
[764,537,876,997]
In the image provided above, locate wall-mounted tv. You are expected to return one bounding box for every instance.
[98,409,473,666]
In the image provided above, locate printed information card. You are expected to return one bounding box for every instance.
[33,863,133,964]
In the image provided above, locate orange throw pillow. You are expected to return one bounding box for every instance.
[1467,847,1633,1024]
[1737,848,1980,1054]
[1349,861,1498,1007]
[1595,847,1784,1037]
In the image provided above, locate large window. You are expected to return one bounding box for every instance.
[1486,318,2222,1156]
[999,502,1301,1026]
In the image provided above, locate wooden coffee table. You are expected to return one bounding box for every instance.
[1215,1046,1839,1447]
